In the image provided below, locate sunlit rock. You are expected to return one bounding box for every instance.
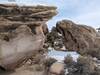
[0,4,57,70]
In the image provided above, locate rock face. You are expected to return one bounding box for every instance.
[0,4,57,33]
[56,20,100,53]
[0,4,57,70]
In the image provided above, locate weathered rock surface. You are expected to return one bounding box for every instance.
[56,20,100,57]
[0,4,57,70]
[0,4,57,33]
[0,25,44,70]
[49,62,65,75]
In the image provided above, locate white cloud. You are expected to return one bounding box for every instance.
[72,0,100,28]
[74,11,100,28]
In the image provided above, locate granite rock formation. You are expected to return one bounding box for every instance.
[56,20,100,58]
[49,62,65,75]
[0,4,57,70]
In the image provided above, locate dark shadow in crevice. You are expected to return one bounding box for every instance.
[0,66,6,72]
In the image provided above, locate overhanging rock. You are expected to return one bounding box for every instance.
[0,4,57,70]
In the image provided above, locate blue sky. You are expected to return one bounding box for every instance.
[0,0,100,30]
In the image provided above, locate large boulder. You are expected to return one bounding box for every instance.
[49,62,65,75]
[56,20,100,57]
[0,25,44,70]
[0,4,57,70]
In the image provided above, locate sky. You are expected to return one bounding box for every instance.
[48,50,79,62]
[0,0,100,30]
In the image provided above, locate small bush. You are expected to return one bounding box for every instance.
[64,54,74,66]
[77,56,96,75]
[43,57,57,68]
[65,56,99,75]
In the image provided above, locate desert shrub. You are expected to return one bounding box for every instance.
[76,56,96,75]
[65,55,99,75]
[64,54,74,67]
[46,26,64,48]
[43,57,57,68]
[46,27,57,47]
